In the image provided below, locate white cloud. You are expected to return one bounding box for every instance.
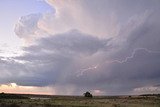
[14,13,48,43]
[41,0,120,38]
[133,86,160,94]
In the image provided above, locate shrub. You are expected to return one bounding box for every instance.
[83,92,93,98]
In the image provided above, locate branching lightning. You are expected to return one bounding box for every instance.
[77,48,160,77]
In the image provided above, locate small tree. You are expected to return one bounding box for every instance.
[83,91,93,98]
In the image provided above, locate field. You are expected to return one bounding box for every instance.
[0,94,160,107]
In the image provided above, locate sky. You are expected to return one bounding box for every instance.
[0,0,160,95]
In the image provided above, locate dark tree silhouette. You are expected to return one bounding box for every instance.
[83,91,93,98]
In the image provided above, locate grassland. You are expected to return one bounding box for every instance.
[0,93,160,107]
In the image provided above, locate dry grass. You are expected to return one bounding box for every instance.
[0,95,160,107]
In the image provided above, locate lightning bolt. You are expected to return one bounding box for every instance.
[109,48,160,64]
[76,48,160,77]
[76,64,99,77]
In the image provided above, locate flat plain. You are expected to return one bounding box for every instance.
[0,94,160,107]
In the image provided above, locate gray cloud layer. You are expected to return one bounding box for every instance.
[1,0,160,95]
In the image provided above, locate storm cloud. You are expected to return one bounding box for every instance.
[0,0,160,95]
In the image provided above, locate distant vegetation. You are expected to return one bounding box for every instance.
[83,91,93,98]
[0,92,29,99]
[140,94,160,97]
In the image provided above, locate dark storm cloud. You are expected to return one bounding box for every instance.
[24,30,107,55]
[7,30,109,87]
